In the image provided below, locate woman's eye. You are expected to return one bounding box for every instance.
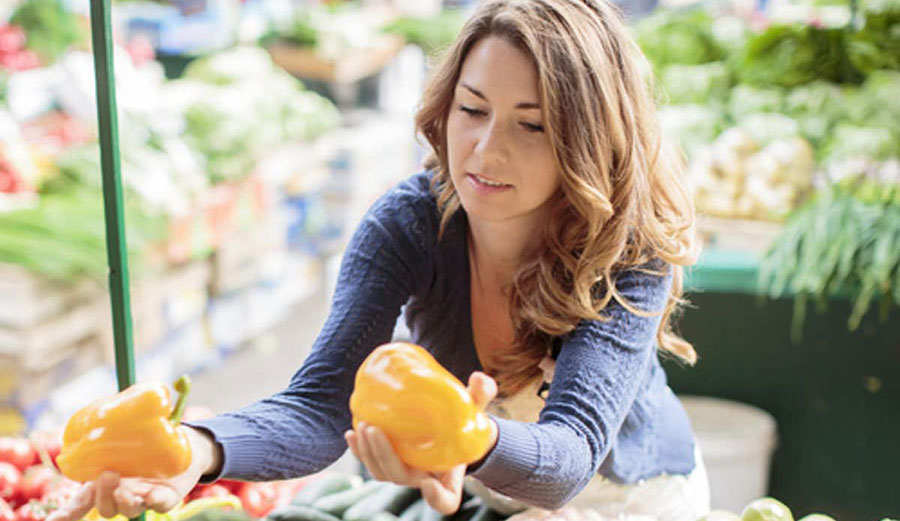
[521,122,545,133]
[459,105,487,117]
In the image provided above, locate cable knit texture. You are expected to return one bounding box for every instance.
[188,171,696,510]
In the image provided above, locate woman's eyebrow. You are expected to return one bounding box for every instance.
[460,82,541,110]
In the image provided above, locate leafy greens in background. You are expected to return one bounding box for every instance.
[382,10,467,57]
[847,0,900,74]
[760,179,900,340]
[9,0,82,64]
[736,24,863,87]
[635,9,726,70]
[635,3,900,335]
[0,189,165,281]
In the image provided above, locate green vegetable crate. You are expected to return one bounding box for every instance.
[674,252,899,521]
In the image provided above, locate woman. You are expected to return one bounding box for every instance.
[47,1,708,521]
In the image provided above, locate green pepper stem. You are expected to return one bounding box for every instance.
[169,374,192,426]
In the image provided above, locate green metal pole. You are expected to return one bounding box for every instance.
[88,0,137,392]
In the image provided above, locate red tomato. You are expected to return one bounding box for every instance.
[0,440,36,472]
[215,480,246,495]
[0,50,38,72]
[273,479,308,509]
[18,468,55,504]
[0,26,26,55]
[236,482,277,518]
[188,484,231,501]
[0,164,22,194]
[0,463,22,506]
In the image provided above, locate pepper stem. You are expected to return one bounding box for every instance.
[169,375,192,426]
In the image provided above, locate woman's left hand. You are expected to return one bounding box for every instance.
[345,371,498,515]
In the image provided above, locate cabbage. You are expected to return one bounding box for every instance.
[737,112,801,146]
[660,62,732,105]
[658,104,725,159]
[729,84,785,120]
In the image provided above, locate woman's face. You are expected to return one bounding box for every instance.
[446,36,561,226]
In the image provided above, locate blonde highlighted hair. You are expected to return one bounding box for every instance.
[415,0,700,395]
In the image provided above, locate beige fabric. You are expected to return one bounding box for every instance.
[465,357,710,521]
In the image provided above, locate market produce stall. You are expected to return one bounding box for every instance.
[1,0,897,520]
[636,1,900,518]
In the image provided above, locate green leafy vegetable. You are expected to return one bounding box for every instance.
[0,190,165,282]
[736,24,863,88]
[10,0,82,64]
[660,62,732,105]
[760,180,900,339]
[847,0,900,74]
[634,9,726,71]
[729,84,785,120]
[382,10,467,56]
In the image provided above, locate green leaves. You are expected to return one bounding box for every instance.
[760,182,900,338]
[0,190,165,281]
[10,0,82,64]
[634,9,726,71]
[736,24,863,88]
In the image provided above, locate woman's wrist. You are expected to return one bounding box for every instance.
[487,418,499,452]
[186,426,223,477]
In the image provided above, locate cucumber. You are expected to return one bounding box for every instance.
[343,484,420,521]
[268,505,343,521]
[465,505,500,521]
[314,481,387,517]
[417,495,483,521]
[398,499,426,521]
[371,514,400,521]
[419,505,448,521]
[293,473,364,506]
[449,498,483,521]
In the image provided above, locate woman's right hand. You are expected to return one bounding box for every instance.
[46,426,222,521]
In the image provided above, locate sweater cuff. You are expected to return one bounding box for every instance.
[467,416,538,488]
[185,416,270,483]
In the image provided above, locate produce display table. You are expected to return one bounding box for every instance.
[672,248,899,521]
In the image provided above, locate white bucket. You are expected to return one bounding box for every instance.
[679,395,778,513]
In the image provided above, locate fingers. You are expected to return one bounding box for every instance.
[346,424,465,516]
[419,472,461,515]
[46,482,96,521]
[468,372,498,410]
[112,486,145,519]
[143,486,182,514]
[345,424,426,487]
[368,427,421,483]
[95,471,121,519]
[345,424,384,480]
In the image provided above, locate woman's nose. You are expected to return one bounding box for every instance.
[474,119,509,165]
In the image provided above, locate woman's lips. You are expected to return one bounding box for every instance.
[466,172,512,193]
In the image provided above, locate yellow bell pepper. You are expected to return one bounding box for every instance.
[57,376,193,482]
[349,342,493,472]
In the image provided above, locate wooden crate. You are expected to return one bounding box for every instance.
[0,300,102,371]
[266,34,405,84]
[697,216,783,256]
[0,263,101,329]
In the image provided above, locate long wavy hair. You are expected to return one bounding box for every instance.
[415,0,700,395]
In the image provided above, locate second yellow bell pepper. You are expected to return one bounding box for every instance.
[349,342,493,472]
[56,376,193,482]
